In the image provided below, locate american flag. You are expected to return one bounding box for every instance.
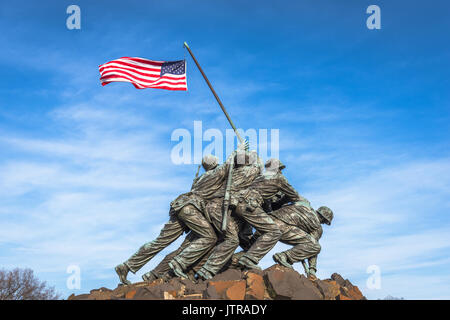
[99,57,187,90]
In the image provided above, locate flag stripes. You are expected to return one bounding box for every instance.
[99,57,187,90]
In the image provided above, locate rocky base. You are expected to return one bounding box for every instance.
[68,265,366,300]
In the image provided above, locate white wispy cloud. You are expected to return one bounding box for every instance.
[296,159,450,299]
[0,99,191,289]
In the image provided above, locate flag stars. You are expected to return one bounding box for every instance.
[161,60,186,76]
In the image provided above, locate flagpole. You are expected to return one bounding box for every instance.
[183,42,244,144]
[184,41,246,233]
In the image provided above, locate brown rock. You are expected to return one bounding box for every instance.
[225,281,246,300]
[263,287,272,300]
[330,273,366,300]
[205,284,221,299]
[167,278,187,297]
[245,272,265,300]
[163,291,176,299]
[134,281,157,288]
[168,290,178,297]
[143,282,183,299]
[343,279,354,288]
[180,279,207,295]
[339,286,349,296]
[125,290,137,299]
[207,281,233,297]
[264,264,322,300]
[89,292,111,300]
[67,269,364,301]
[340,278,365,300]
[244,268,265,277]
[132,287,152,299]
[110,292,125,299]
[88,287,112,300]
[90,287,112,293]
[293,277,323,300]
[109,279,163,299]
[314,280,338,300]
[67,293,90,300]
[110,285,129,299]
[346,285,364,300]
[180,293,203,300]
[205,280,246,300]
[211,268,242,281]
[330,273,346,286]
[133,286,163,300]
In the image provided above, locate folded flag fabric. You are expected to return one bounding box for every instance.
[99,57,187,90]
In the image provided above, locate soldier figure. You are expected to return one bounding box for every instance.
[143,150,260,281]
[114,154,230,284]
[231,158,303,270]
[264,199,333,278]
[195,150,262,280]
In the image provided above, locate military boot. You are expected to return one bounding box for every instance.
[142,271,157,282]
[115,263,132,285]
[308,267,318,281]
[168,260,189,279]
[273,252,293,269]
[186,269,198,282]
[237,256,262,270]
[196,267,214,281]
[161,271,175,281]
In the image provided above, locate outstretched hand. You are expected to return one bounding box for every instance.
[237,139,249,151]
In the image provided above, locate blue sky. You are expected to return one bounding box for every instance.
[0,0,449,299]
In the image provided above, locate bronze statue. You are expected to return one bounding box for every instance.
[115,153,334,285]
